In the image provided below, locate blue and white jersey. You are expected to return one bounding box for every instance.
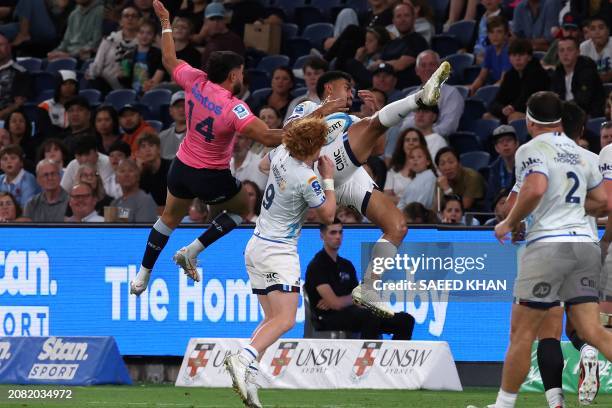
[513,132,602,243]
[285,101,361,146]
[254,145,326,245]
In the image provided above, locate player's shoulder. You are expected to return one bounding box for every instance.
[600,143,612,159]
[576,145,598,162]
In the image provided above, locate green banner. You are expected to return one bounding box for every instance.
[521,341,611,394]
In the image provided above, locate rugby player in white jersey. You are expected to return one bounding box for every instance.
[224,117,336,408]
[283,64,451,315]
[488,92,612,408]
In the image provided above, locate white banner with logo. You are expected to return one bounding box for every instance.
[175,338,462,390]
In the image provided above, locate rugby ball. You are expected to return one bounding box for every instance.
[324,113,360,145]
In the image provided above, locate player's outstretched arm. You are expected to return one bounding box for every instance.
[241,118,283,147]
[315,155,336,225]
[585,184,608,217]
[154,0,182,75]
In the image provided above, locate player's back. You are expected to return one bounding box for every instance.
[255,145,325,245]
[516,132,601,242]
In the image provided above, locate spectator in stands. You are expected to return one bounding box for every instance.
[512,0,561,51]
[23,158,68,222]
[121,19,164,93]
[580,15,612,83]
[86,6,139,92]
[384,127,427,167]
[0,144,38,206]
[47,0,104,62]
[0,191,27,222]
[0,0,56,46]
[551,36,605,118]
[434,147,485,211]
[250,66,295,118]
[61,137,114,197]
[439,194,480,225]
[65,183,104,222]
[541,12,583,70]
[397,145,437,210]
[95,106,121,155]
[284,57,328,122]
[363,155,388,189]
[169,16,202,74]
[106,140,129,198]
[4,108,35,164]
[73,162,113,213]
[38,70,79,131]
[602,122,612,150]
[61,96,96,157]
[445,0,479,32]
[132,0,156,22]
[242,180,261,224]
[0,128,9,149]
[259,106,282,130]
[109,158,157,222]
[37,139,69,171]
[487,38,550,123]
[181,198,208,223]
[136,133,169,209]
[473,0,504,62]
[392,50,464,139]
[354,26,391,72]
[486,125,517,209]
[336,206,363,223]
[0,34,30,120]
[119,105,156,153]
[484,189,509,226]
[159,91,186,160]
[403,201,438,224]
[404,0,435,45]
[371,63,402,102]
[305,220,415,340]
[468,16,511,96]
[230,134,268,191]
[199,3,245,67]
[178,0,206,34]
[413,105,448,160]
[384,129,423,205]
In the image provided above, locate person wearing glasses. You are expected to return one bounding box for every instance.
[65,183,104,222]
[23,159,68,222]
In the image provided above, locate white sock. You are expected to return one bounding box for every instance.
[185,239,205,258]
[377,90,423,128]
[494,389,517,408]
[544,387,564,408]
[240,345,258,365]
[364,238,398,281]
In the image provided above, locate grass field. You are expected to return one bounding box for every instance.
[0,385,611,407]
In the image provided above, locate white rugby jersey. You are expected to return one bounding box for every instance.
[513,132,602,243]
[284,101,361,145]
[254,145,326,245]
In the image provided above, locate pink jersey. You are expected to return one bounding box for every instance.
[173,62,256,169]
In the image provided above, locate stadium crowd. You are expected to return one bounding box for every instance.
[0,0,610,225]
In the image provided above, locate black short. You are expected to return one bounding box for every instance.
[167,157,242,204]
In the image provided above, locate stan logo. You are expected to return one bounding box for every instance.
[351,342,382,381]
[233,104,249,119]
[532,282,551,298]
[187,343,215,377]
[270,341,298,377]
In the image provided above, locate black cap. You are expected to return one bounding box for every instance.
[108,140,131,157]
[118,104,140,115]
[561,12,579,29]
[417,104,439,114]
[372,62,396,76]
[64,96,91,110]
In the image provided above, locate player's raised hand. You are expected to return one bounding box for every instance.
[317,155,335,180]
[153,0,170,21]
[358,90,383,111]
[318,97,349,116]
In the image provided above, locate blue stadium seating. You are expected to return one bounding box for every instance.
[460,151,490,171]
[431,35,461,58]
[604,82,612,95]
[35,89,54,104]
[295,7,327,28]
[33,71,59,95]
[463,66,483,84]
[18,58,42,72]
[443,53,474,85]
[509,119,529,144]
[291,86,308,98]
[104,89,137,110]
[459,98,487,130]
[454,86,469,99]
[45,58,78,73]
[146,120,163,133]
[473,85,499,107]
[141,88,172,118]
[293,55,311,70]
[257,55,291,72]
[248,87,272,108]
[79,89,102,105]
[302,23,334,50]
[447,21,476,49]
[533,51,545,60]
[282,23,299,42]
[586,117,606,136]
[466,118,500,143]
[449,131,481,155]
[284,38,312,62]
[246,69,270,92]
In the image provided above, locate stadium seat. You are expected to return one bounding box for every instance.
[246,69,270,92]
[35,89,55,104]
[443,53,474,84]
[256,55,290,72]
[104,89,137,110]
[79,89,102,105]
[460,151,490,171]
[281,23,299,42]
[248,87,272,108]
[446,21,476,49]
[33,71,59,95]
[466,118,499,144]
[131,102,152,120]
[302,285,354,339]
[45,57,78,73]
[509,119,529,144]
[146,120,163,133]
[309,0,340,18]
[284,38,312,63]
[463,66,482,84]
[449,131,481,155]
[429,0,450,23]
[302,23,334,50]
[473,85,499,107]
[295,6,327,28]
[454,86,469,99]
[431,34,461,58]
[291,86,308,98]
[533,51,545,60]
[293,55,311,71]
[18,57,42,72]
[586,117,606,136]
[141,88,172,118]
[459,98,487,130]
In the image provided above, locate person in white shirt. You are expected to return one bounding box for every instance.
[61,137,114,196]
[65,183,104,222]
[230,134,268,191]
[397,144,437,209]
[159,90,186,160]
[580,15,612,83]
[413,104,448,160]
[283,57,327,123]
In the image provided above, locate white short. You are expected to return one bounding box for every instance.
[319,132,361,186]
[602,249,612,301]
[336,167,376,216]
[244,234,301,295]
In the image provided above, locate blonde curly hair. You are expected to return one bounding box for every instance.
[282,117,328,159]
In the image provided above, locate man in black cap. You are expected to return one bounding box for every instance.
[371,63,402,102]
[119,104,155,154]
[61,96,96,160]
[541,12,583,69]
[486,124,518,208]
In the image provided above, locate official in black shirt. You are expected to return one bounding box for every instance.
[304,220,415,340]
[136,132,170,207]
